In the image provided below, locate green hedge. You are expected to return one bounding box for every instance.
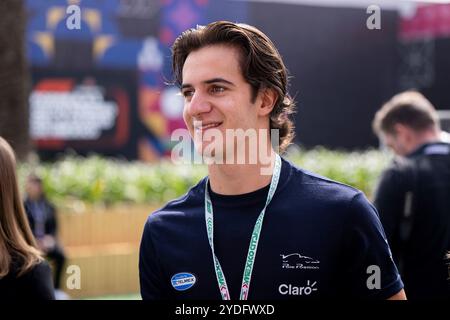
[286,147,390,198]
[18,148,391,208]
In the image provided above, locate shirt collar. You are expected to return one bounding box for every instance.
[407,141,450,158]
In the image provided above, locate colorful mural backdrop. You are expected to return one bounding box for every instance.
[26,0,247,160]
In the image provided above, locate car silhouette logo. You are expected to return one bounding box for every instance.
[281,253,320,270]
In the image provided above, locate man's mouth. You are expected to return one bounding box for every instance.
[194,122,223,131]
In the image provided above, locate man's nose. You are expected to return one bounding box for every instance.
[186,91,212,117]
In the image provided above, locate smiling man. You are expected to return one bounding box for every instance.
[139,21,406,300]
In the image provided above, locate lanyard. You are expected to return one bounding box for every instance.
[204,154,282,300]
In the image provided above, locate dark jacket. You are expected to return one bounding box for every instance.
[0,258,55,300]
[374,142,450,300]
[24,198,57,238]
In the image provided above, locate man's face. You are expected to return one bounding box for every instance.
[26,180,43,200]
[181,45,264,159]
[383,125,415,156]
[383,133,406,156]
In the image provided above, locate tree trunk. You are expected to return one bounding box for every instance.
[0,0,30,160]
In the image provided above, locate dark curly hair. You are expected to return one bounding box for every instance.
[171,21,296,152]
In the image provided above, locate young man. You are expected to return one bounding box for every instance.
[139,21,405,300]
[373,91,450,300]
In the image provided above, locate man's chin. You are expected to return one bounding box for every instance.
[194,142,225,164]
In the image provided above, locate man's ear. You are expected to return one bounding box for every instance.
[393,123,406,136]
[258,88,278,117]
[394,123,414,141]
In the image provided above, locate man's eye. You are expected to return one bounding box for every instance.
[211,86,225,94]
[182,90,194,98]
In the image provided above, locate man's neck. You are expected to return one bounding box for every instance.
[410,130,441,154]
[207,151,277,195]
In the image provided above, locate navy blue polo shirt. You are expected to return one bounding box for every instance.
[139,157,403,299]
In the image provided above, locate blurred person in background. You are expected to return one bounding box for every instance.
[139,21,405,300]
[24,174,67,298]
[373,91,450,300]
[0,136,54,300]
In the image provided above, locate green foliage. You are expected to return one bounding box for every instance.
[18,155,207,208]
[18,148,391,208]
[285,147,391,198]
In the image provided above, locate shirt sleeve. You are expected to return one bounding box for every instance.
[23,201,35,233]
[342,192,404,299]
[46,202,58,237]
[139,215,168,300]
[373,166,409,263]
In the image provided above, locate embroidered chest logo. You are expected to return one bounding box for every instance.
[281,253,320,270]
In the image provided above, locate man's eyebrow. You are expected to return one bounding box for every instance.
[180,83,192,90]
[204,78,235,86]
[181,78,235,90]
